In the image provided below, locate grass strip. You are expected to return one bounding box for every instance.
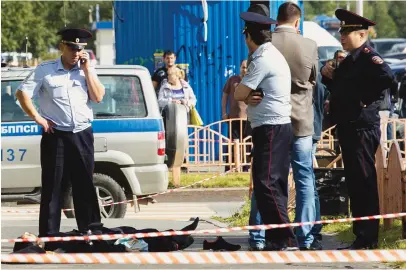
[168,173,250,189]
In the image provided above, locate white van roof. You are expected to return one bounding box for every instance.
[302,21,342,48]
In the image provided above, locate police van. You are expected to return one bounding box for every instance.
[1,65,187,218]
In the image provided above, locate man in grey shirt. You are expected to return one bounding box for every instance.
[235,4,295,251]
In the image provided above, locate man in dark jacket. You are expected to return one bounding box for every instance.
[321,9,395,249]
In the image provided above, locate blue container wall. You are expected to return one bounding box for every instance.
[114,0,304,162]
[115,1,250,126]
[115,0,304,126]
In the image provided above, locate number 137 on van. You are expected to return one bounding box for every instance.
[1,149,27,162]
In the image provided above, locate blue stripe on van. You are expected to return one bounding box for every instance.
[1,119,163,137]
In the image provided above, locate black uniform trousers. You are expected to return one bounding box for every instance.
[251,124,295,243]
[337,124,380,245]
[39,126,101,236]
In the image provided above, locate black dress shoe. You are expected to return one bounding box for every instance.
[337,239,378,250]
[203,236,241,251]
[309,238,323,250]
[181,217,199,232]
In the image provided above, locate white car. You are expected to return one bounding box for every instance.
[1,65,187,218]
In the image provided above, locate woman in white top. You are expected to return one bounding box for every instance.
[157,68,197,114]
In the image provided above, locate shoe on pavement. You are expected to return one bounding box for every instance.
[203,236,241,251]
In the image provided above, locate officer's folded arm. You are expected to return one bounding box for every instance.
[84,69,105,103]
[234,83,252,101]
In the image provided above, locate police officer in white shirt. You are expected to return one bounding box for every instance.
[235,5,295,251]
[15,28,105,236]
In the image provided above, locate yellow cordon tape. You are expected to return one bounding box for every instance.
[2,167,241,214]
[1,250,406,264]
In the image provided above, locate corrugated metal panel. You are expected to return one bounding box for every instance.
[172,0,250,125]
[114,0,250,126]
[114,0,304,125]
[114,1,304,162]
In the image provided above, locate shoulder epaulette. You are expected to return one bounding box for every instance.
[39,59,57,66]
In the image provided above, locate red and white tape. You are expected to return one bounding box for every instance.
[2,167,240,214]
[2,212,405,244]
[2,250,406,264]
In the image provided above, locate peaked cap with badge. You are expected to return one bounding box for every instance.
[335,8,376,34]
[57,28,93,50]
[240,4,277,35]
[240,4,277,25]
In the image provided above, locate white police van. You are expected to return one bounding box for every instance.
[1,65,187,218]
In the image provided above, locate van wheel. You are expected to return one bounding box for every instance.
[63,173,127,219]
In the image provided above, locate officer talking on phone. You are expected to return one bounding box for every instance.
[15,28,105,236]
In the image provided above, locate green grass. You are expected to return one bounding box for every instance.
[324,219,406,269]
[168,173,250,189]
[213,199,406,268]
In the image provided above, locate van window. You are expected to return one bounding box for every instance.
[1,75,147,122]
[1,80,31,122]
[94,75,147,118]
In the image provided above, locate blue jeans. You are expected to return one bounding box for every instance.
[291,136,316,248]
[312,141,322,239]
[249,193,265,249]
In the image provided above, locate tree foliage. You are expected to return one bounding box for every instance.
[304,0,405,39]
[2,1,405,58]
[1,1,112,58]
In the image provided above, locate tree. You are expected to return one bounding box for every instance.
[388,1,406,38]
[304,0,401,39]
[1,1,112,58]
[1,2,55,57]
[367,1,397,38]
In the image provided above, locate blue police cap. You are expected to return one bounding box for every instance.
[240,4,277,25]
[335,9,376,33]
[57,28,92,50]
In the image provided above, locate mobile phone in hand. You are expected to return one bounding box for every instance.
[252,89,264,98]
[80,56,87,64]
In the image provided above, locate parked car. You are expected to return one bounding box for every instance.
[370,38,406,56]
[1,65,188,218]
[387,43,406,54]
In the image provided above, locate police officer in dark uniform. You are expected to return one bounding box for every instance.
[16,28,105,236]
[321,9,395,249]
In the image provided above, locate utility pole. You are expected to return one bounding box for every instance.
[25,36,29,67]
[356,0,363,16]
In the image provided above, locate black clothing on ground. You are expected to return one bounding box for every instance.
[13,220,199,254]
